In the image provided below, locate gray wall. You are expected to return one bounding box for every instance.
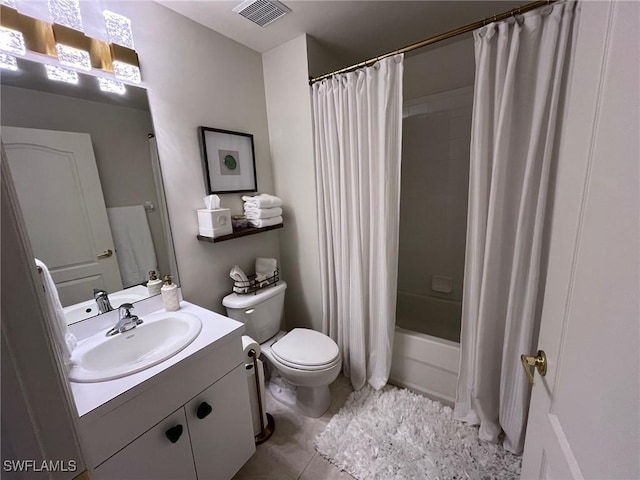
[263,35,323,332]
[397,37,474,336]
[109,1,280,313]
[1,85,171,279]
[306,35,354,80]
[404,37,475,100]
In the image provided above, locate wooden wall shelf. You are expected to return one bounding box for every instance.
[197,223,283,243]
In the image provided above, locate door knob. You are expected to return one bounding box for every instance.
[521,350,547,385]
[97,249,113,259]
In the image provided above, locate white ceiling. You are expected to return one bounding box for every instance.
[159,1,528,75]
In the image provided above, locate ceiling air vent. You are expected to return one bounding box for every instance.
[232,0,291,27]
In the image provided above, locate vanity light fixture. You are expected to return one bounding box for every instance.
[113,60,141,84]
[55,42,91,70]
[0,26,25,55]
[51,23,109,71]
[0,4,141,82]
[103,10,134,49]
[45,63,78,84]
[98,77,126,95]
[48,0,83,32]
[0,52,17,70]
[0,6,57,57]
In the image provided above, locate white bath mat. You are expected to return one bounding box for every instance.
[315,385,521,480]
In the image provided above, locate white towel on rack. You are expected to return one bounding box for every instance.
[248,216,283,229]
[243,207,282,219]
[242,194,283,209]
[230,265,250,294]
[255,257,277,279]
[35,259,77,367]
[107,206,158,287]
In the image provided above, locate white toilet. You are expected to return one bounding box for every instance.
[223,281,342,418]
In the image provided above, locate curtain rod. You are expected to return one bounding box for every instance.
[309,0,556,85]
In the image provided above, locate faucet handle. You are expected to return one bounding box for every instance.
[106,303,142,337]
[119,303,134,317]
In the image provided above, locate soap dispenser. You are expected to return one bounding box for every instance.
[161,275,179,311]
[147,270,162,296]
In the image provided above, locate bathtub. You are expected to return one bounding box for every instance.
[389,327,460,405]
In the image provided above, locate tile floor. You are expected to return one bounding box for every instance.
[233,374,356,480]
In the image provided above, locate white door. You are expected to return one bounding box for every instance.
[2,127,123,306]
[520,2,639,479]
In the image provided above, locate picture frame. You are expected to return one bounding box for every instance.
[198,126,257,194]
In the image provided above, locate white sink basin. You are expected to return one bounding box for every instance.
[69,311,202,383]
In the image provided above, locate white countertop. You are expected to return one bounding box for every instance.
[70,301,244,418]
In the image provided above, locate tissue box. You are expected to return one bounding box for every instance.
[198,208,232,237]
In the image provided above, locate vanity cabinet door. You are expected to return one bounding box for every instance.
[92,408,197,480]
[186,364,255,480]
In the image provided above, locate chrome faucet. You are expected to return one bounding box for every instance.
[93,288,113,314]
[106,303,143,337]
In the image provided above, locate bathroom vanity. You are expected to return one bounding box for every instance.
[70,301,255,479]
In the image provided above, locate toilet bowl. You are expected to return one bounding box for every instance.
[261,329,342,417]
[223,281,342,418]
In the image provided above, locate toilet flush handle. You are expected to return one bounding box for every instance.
[245,308,255,314]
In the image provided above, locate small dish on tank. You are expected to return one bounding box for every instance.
[232,215,248,230]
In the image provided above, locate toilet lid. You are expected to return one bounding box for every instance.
[271,328,340,367]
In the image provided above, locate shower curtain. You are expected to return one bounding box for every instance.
[455,1,576,454]
[311,55,404,390]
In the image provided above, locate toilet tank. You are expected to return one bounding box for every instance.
[222,281,287,343]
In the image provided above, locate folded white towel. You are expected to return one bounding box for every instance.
[244,207,282,219]
[242,194,283,209]
[248,216,283,229]
[255,273,270,288]
[35,259,77,367]
[255,258,278,281]
[230,265,250,293]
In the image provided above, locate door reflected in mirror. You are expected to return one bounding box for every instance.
[1,58,178,324]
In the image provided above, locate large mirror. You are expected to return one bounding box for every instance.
[1,58,178,325]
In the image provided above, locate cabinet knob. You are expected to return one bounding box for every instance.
[165,424,183,443]
[196,401,213,419]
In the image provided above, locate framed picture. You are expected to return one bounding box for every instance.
[198,127,257,194]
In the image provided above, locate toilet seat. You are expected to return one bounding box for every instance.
[271,328,340,371]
